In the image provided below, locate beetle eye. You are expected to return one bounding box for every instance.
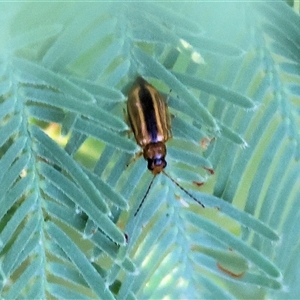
[147,159,154,171]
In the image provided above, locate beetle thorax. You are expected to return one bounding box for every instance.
[143,142,167,175]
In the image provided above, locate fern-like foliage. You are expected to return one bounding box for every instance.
[0,1,299,299]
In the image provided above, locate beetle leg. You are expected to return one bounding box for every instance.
[126,151,143,167]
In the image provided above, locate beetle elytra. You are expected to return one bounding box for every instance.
[127,76,205,216]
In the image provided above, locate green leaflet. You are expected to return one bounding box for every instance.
[47,222,116,300]
[1,2,299,299]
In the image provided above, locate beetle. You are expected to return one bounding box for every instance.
[127,76,205,216]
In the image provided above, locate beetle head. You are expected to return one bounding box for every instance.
[143,142,167,175]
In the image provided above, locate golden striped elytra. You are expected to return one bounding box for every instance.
[127,76,205,216]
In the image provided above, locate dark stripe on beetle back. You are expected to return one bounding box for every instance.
[138,81,158,142]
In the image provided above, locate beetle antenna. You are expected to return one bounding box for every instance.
[162,170,205,208]
[134,175,156,217]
